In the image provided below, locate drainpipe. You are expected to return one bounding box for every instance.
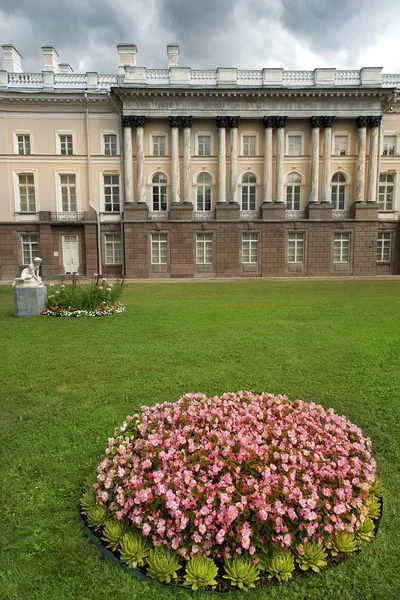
[108,91,125,277]
[376,118,382,204]
[84,92,102,275]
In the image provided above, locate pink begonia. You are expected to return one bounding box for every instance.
[93,391,377,560]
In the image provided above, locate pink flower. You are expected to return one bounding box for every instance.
[142,523,151,535]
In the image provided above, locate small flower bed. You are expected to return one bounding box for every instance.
[81,392,382,592]
[42,274,125,317]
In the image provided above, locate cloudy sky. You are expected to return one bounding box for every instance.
[1,0,400,74]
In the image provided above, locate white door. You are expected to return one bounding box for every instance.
[62,235,79,274]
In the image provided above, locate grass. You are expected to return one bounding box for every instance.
[1,280,400,600]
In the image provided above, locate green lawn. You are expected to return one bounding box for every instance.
[1,281,399,600]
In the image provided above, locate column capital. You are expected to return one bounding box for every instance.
[216,116,229,129]
[320,115,336,128]
[169,116,181,128]
[356,116,369,129]
[263,116,275,128]
[133,115,146,128]
[180,115,193,128]
[367,115,382,128]
[228,116,240,128]
[310,116,324,128]
[274,116,287,129]
[121,115,135,128]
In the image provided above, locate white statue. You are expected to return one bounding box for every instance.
[12,257,43,287]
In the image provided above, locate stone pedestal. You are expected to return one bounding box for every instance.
[306,203,333,220]
[261,203,286,220]
[351,202,379,220]
[169,204,193,220]
[123,203,149,220]
[14,286,47,316]
[215,203,240,220]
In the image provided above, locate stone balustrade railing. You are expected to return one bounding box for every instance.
[1,68,400,91]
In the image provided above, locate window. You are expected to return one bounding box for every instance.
[105,234,122,264]
[334,232,350,263]
[288,232,305,263]
[17,134,31,155]
[377,232,392,262]
[196,173,211,211]
[286,173,301,210]
[103,134,117,156]
[241,173,256,210]
[243,135,256,156]
[333,135,348,156]
[287,135,302,156]
[331,172,346,210]
[21,234,39,265]
[59,134,73,155]
[151,233,168,264]
[379,174,394,210]
[152,173,167,211]
[60,174,77,211]
[383,136,396,156]
[196,233,213,264]
[104,174,120,211]
[197,135,211,156]
[18,173,36,212]
[242,232,259,264]
[152,135,166,156]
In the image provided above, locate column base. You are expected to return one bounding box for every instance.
[123,203,149,220]
[215,203,240,220]
[306,203,333,220]
[169,204,194,220]
[261,203,286,220]
[350,202,379,219]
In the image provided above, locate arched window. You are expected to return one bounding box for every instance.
[286,173,301,210]
[196,173,211,211]
[241,173,256,210]
[331,172,346,210]
[152,173,167,211]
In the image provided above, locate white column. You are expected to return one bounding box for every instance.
[309,117,321,203]
[229,117,240,203]
[134,116,146,204]
[355,117,368,203]
[275,116,287,203]
[367,116,382,203]
[169,116,181,204]
[217,116,228,203]
[122,117,134,204]
[321,116,335,203]
[181,116,193,203]
[263,117,274,203]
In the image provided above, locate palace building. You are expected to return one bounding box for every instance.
[0,43,399,280]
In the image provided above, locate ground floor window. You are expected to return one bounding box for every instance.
[288,232,305,263]
[21,234,39,265]
[242,232,259,264]
[105,234,122,264]
[151,233,168,264]
[377,232,392,262]
[333,232,350,263]
[196,233,213,264]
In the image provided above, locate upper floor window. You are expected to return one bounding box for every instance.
[196,173,211,211]
[18,173,36,212]
[377,232,392,262]
[151,233,168,264]
[17,134,31,155]
[152,173,167,211]
[331,172,346,210]
[152,135,166,156]
[288,232,305,263]
[197,135,211,156]
[21,234,39,265]
[104,174,120,212]
[103,134,117,156]
[59,134,73,155]
[60,174,77,211]
[196,233,213,264]
[241,173,256,210]
[242,232,259,264]
[287,134,302,156]
[333,232,350,263]
[379,173,394,210]
[333,135,348,156]
[286,173,301,210]
[242,135,256,156]
[105,234,122,264]
[382,135,396,156]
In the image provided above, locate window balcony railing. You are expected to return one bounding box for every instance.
[240,210,260,220]
[194,210,215,220]
[50,211,84,222]
[332,210,350,219]
[149,211,169,220]
[286,210,306,219]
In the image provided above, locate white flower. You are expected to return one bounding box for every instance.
[102,278,107,283]
[50,283,54,287]
[55,291,60,295]
[61,284,65,289]
[109,284,114,288]
[107,287,112,292]
[98,286,103,290]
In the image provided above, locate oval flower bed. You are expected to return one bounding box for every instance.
[81,392,382,592]
[42,274,125,317]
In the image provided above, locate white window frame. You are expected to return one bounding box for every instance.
[195,131,213,157]
[104,233,122,265]
[150,132,168,157]
[102,131,119,156]
[14,131,33,155]
[241,132,258,156]
[241,172,257,210]
[381,131,397,156]
[376,232,392,262]
[55,170,80,212]
[13,170,39,213]
[196,172,212,211]
[333,232,351,264]
[151,172,168,211]
[102,171,121,212]
[331,172,347,210]
[332,132,350,156]
[378,172,395,211]
[196,233,213,265]
[287,232,305,263]
[286,172,302,210]
[242,232,259,264]
[55,131,75,155]
[21,234,39,265]
[286,132,304,156]
[151,233,168,265]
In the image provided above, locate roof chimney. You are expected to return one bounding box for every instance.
[42,46,60,73]
[1,45,23,72]
[167,44,179,67]
[117,44,137,74]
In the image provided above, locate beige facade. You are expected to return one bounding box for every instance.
[0,44,399,279]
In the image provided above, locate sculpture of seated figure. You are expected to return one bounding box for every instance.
[12,257,43,287]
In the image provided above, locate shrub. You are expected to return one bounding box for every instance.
[183,556,219,590]
[146,546,181,583]
[266,549,295,581]
[223,555,260,590]
[296,541,328,573]
[119,530,151,568]
[329,532,358,556]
